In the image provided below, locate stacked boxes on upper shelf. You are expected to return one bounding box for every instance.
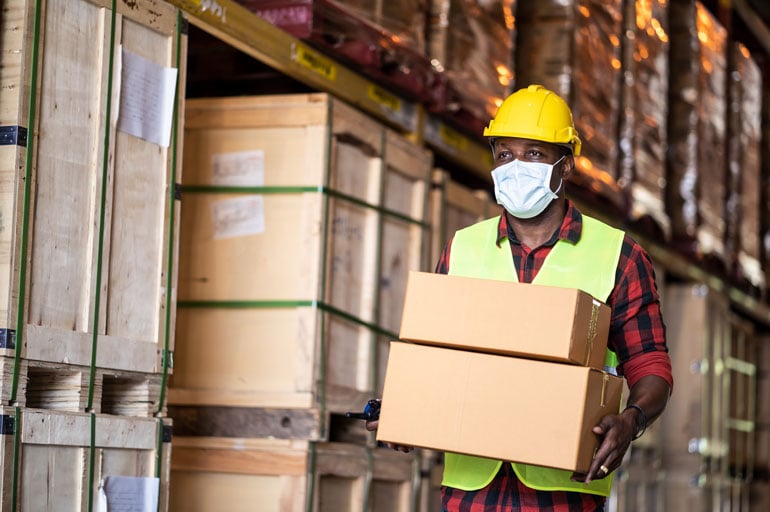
[238,0,435,104]
[618,0,670,241]
[0,0,184,509]
[726,42,763,296]
[667,1,728,269]
[516,0,627,217]
[426,0,517,134]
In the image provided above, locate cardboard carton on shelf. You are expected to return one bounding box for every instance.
[377,342,623,473]
[399,271,611,369]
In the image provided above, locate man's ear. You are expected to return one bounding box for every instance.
[561,155,576,179]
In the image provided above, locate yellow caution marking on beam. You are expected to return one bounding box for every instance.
[367,84,401,113]
[291,43,337,82]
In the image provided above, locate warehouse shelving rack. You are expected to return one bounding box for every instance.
[167,0,770,329]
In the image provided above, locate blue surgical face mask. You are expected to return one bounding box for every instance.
[491,157,564,219]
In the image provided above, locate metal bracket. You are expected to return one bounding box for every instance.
[0,126,28,147]
[0,329,16,349]
[0,415,15,435]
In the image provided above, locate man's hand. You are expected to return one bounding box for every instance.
[573,374,671,484]
[571,408,638,483]
[366,419,414,453]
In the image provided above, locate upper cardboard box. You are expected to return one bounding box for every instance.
[399,271,611,369]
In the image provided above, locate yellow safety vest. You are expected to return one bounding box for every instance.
[443,213,624,497]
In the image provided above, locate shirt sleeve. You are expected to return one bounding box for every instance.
[434,236,453,275]
[608,235,674,392]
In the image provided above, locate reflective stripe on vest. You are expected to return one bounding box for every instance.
[443,213,624,496]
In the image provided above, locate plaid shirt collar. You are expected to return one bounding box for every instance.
[495,200,583,248]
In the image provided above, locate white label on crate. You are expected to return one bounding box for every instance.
[210,196,266,239]
[211,150,265,186]
[98,476,159,512]
[117,47,178,147]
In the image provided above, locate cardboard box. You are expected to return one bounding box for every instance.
[399,271,611,369]
[377,342,623,473]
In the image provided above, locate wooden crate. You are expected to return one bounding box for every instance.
[0,0,186,375]
[724,316,757,478]
[611,446,665,512]
[169,94,432,434]
[749,481,770,511]
[427,169,496,271]
[0,407,171,511]
[659,464,715,512]
[416,449,443,512]
[658,284,759,510]
[169,437,418,512]
[659,284,730,463]
[756,334,770,480]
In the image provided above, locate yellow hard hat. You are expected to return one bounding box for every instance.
[483,84,582,156]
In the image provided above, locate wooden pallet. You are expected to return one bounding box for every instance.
[169,437,418,512]
[0,407,171,511]
[0,357,164,417]
[170,94,432,429]
[0,0,186,374]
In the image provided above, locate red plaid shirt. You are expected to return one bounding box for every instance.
[435,202,672,512]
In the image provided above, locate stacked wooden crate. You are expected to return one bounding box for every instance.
[658,284,758,510]
[752,334,770,508]
[168,93,432,511]
[428,169,497,269]
[0,0,184,509]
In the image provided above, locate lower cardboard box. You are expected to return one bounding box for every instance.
[377,342,623,473]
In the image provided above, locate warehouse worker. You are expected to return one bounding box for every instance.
[368,84,672,511]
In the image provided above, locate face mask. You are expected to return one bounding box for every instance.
[491,157,564,219]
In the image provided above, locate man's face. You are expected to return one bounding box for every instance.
[492,137,570,191]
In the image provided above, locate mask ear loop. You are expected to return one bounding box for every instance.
[549,155,566,196]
